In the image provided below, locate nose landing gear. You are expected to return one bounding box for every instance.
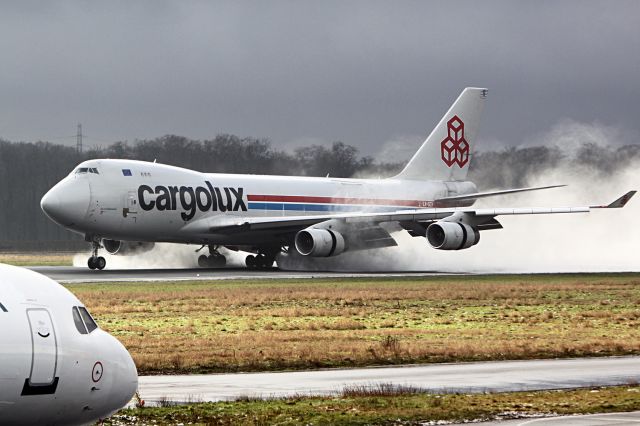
[87,239,106,270]
[197,245,227,268]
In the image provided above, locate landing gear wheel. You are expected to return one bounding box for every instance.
[212,254,226,268]
[88,256,106,270]
[198,251,227,268]
[257,254,272,269]
[246,253,274,269]
[96,256,106,270]
[87,237,105,271]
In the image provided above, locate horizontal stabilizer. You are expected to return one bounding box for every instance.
[436,184,566,203]
[591,191,636,209]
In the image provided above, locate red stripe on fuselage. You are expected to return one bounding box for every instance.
[247,194,434,208]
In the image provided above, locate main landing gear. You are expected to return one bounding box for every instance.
[245,249,278,269]
[87,239,106,270]
[197,245,227,268]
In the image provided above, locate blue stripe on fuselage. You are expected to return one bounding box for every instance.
[247,202,397,212]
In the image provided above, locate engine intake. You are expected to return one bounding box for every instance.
[102,239,155,255]
[426,221,480,250]
[294,228,346,257]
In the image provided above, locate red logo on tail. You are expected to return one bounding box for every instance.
[441,115,469,168]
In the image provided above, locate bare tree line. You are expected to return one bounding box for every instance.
[0,135,637,250]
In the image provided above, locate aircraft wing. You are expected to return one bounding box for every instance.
[435,184,566,203]
[197,190,636,234]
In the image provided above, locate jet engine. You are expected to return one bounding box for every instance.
[426,221,480,250]
[102,239,155,255]
[294,228,346,257]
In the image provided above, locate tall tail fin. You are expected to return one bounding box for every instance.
[394,87,487,181]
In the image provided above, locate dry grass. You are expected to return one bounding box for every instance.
[0,252,73,266]
[67,274,640,374]
[340,382,425,397]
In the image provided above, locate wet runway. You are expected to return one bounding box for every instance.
[30,265,462,283]
[138,356,640,403]
[474,411,640,425]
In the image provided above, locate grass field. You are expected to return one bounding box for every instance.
[105,385,640,425]
[67,273,640,374]
[0,252,72,266]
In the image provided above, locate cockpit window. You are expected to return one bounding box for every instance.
[75,167,99,174]
[78,307,98,333]
[0,302,7,312]
[72,306,99,334]
[72,307,88,334]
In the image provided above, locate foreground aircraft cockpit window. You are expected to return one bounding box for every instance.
[72,306,88,334]
[72,306,99,334]
[0,301,7,312]
[79,306,99,332]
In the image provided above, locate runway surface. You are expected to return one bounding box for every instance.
[30,265,461,283]
[475,411,640,425]
[138,356,640,403]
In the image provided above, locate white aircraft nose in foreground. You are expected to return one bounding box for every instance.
[41,87,636,270]
[0,264,137,425]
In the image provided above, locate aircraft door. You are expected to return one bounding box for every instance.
[123,191,138,221]
[26,309,58,386]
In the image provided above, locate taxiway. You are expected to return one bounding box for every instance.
[138,356,640,403]
[477,411,640,425]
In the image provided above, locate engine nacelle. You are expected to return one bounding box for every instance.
[102,239,155,255]
[294,228,346,257]
[426,221,480,250]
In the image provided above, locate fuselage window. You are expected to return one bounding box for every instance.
[0,302,7,312]
[78,307,98,333]
[72,307,88,334]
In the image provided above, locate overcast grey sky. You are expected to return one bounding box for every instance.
[0,1,638,158]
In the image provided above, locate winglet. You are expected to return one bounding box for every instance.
[592,191,637,209]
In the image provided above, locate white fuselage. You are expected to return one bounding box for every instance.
[41,159,476,246]
[0,264,137,425]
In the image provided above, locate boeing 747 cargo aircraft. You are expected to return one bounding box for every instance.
[41,88,635,270]
[0,264,137,424]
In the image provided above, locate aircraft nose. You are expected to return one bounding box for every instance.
[110,338,139,411]
[40,189,61,215]
[41,178,91,226]
[90,333,138,422]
